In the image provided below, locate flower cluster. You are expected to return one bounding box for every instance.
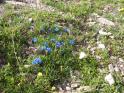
[31,25,76,65]
[32,58,43,65]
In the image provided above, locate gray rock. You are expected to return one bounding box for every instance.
[108,64,114,73]
[71,83,80,89]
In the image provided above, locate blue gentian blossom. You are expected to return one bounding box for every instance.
[32,58,42,65]
[46,47,52,53]
[69,40,75,45]
[56,42,63,48]
[32,38,37,43]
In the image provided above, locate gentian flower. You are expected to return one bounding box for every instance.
[32,38,37,43]
[46,47,52,53]
[32,58,43,65]
[56,42,63,48]
[69,40,75,45]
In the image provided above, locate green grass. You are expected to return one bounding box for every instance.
[0,1,124,93]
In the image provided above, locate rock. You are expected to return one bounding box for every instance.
[108,64,114,73]
[97,17,115,26]
[97,43,105,49]
[28,18,33,22]
[99,28,112,36]
[119,58,124,62]
[66,86,71,91]
[95,55,102,60]
[109,35,114,39]
[77,86,94,92]
[105,73,115,85]
[79,52,87,59]
[91,13,115,26]
[52,86,56,91]
[114,65,119,72]
[71,83,80,89]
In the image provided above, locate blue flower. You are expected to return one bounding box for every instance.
[46,47,52,53]
[32,58,42,65]
[32,38,37,43]
[56,42,63,48]
[69,40,75,45]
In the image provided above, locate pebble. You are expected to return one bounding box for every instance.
[97,17,115,26]
[108,64,114,73]
[79,52,87,59]
[99,28,112,36]
[105,73,115,85]
[114,65,119,72]
[28,18,33,22]
[66,86,71,91]
[71,83,80,89]
[97,43,105,49]
[76,86,93,92]
[119,58,124,62]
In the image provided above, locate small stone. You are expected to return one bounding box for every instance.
[77,86,94,92]
[114,65,119,72]
[71,83,80,89]
[95,55,102,60]
[109,35,114,39]
[97,43,105,49]
[108,64,114,73]
[28,18,33,22]
[105,73,115,85]
[66,86,71,91]
[79,52,87,59]
[120,64,123,68]
[99,28,112,36]
[52,86,56,91]
[97,17,115,26]
[110,56,117,60]
[119,58,124,62]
